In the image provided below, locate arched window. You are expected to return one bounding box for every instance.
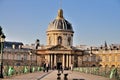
[58,36,62,45]
[68,37,71,46]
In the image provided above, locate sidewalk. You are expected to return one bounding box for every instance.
[41,70,110,80]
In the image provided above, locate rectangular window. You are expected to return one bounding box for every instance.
[24,54,27,60]
[17,54,21,60]
[105,56,109,62]
[117,55,120,61]
[111,55,115,62]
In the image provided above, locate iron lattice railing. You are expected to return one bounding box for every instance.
[73,67,120,80]
[3,65,43,78]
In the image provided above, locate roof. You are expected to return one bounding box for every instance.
[4,41,23,49]
[47,9,74,32]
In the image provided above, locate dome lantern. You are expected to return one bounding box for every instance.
[56,9,64,19]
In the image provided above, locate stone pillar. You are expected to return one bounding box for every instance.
[48,55,50,63]
[54,54,56,66]
[66,54,69,68]
[63,54,65,68]
[55,34,57,45]
[51,54,53,69]
[69,55,71,67]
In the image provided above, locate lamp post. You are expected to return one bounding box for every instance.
[0,28,6,78]
[90,47,93,67]
[29,51,32,73]
[90,47,93,56]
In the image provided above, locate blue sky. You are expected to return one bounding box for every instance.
[0,0,120,46]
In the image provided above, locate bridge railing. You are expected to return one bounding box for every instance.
[73,67,120,80]
[3,65,43,78]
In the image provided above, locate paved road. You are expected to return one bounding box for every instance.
[1,70,110,80]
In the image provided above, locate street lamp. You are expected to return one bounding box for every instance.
[0,32,6,78]
[90,47,93,56]
[90,47,93,67]
[29,51,32,73]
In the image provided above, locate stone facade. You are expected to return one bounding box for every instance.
[93,49,120,67]
[3,48,37,66]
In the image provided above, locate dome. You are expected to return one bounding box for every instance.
[47,9,74,32]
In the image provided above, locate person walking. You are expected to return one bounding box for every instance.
[70,64,73,72]
[60,65,63,73]
[46,61,49,72]
[43,62,46,72]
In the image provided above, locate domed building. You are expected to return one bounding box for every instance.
[37,9,84,69]
[47,9,74,47]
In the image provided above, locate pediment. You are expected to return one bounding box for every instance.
[47,45,68,50]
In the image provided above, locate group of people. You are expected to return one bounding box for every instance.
[58,64,73,73]
[43,62,73,73]
[43,61,49,72]
[58,65,63,73]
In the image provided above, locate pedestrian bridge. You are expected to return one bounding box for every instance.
[2,70,110,80]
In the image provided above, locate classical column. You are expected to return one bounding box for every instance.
[54,54,56,66]
[51,54,53,69]
[66,54,69,68]
[48,55,50,63]
[69,54,71,67]
[55,34,57,45]
[63,54,65,68]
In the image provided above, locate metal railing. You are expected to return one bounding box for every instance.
[3,65,43,78]
[73,67,120,80]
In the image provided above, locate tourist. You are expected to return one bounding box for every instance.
[60,65,63,73]
[43,62,46,72]
[46,62,49,72]
[71,64,73,72]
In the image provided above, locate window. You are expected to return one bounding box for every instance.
[117,55,120,61]
[83,56,88,61]
[58,36,62,44]
[68,37,71,46]
[24,54,27,60]
[91,56,96,61]
[17,54,21,60]
[105,56,109,62]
